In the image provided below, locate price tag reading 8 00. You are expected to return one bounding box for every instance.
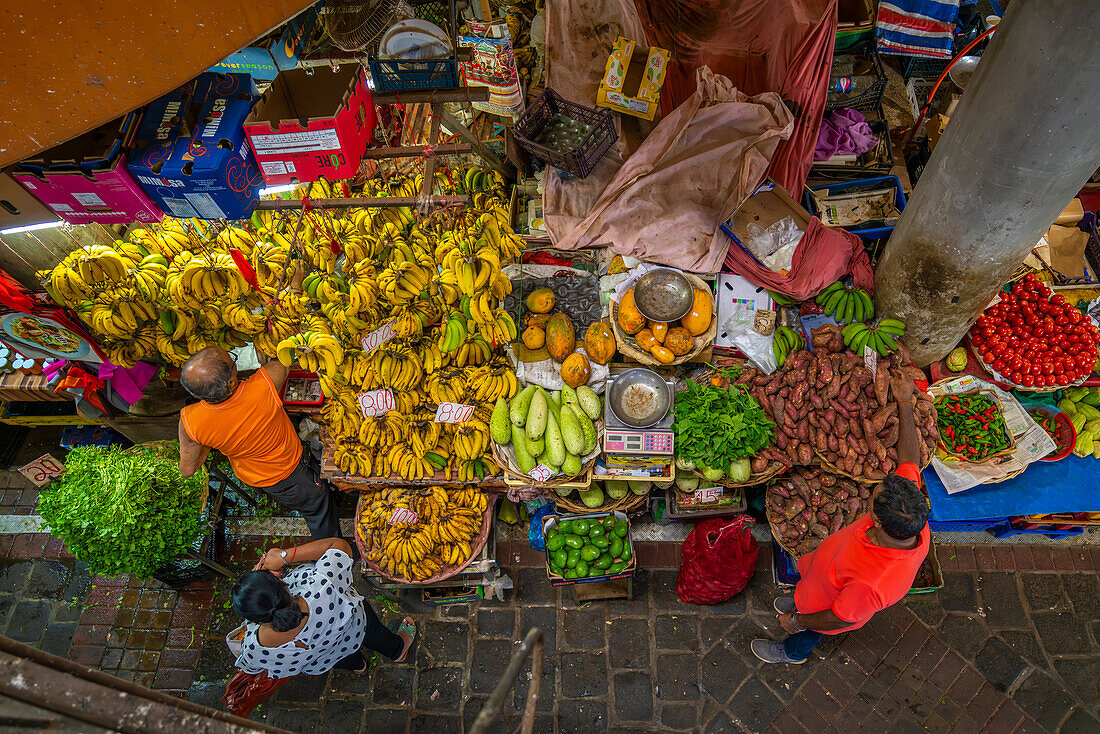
[360,320,397,354]
[434,402,475,423]
[358,389,395,418]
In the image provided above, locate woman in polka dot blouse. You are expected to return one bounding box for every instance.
[231,537,416,677]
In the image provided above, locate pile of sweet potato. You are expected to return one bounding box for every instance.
[766,466,871,556]
[731,324,938,481]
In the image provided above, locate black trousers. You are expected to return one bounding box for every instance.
[251,460,341,541]
[330,598,404,670]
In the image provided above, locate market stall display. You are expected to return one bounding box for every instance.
[611,272,716,366]
[766,466,872,557]
[934,391,1015,463]
[543,511,635,583]
[1056,386,1100,458]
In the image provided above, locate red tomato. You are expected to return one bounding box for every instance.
[1052,294,1066,305]
[1057,373,1071,386]
[1069,310,1083,324]
[1021,374,1035,387]
[1054,362,1065,375]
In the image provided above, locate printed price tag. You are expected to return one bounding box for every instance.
[19,454,65,487]
[529,464,554,483]
[358,389,395,418]
[360,320,397,354]
[387,507,419,525]
[863,344,878,377]
[693,486,724,504]
[434,402,475,423]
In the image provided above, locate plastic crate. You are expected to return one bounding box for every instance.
[810,106,894,179]
[280,370,324,407]
[991,520,1084,540]
[928,518,1006,533]
[825,41,886,113]
[60,425,131,450]
[513,88,618,179]
[1049,212,1100,287]
[804,175,907,240]
[367,0,460,92]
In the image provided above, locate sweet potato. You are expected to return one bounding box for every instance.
[874,367,889,405]
[766,378,783,396]
[827,434,839,453]
[849,418,863,440]
[783,498,806,519]
[779,385,791,398]
[858,486,871,499]
[836,419,849,439]
[798,444,813,464]
[776,431,788,450]
[810,523,830,539]
[764,448,793,467]
[881,423,899,448]
[820,473,837,487]
[829,512,845,533]
[797,422,810,442]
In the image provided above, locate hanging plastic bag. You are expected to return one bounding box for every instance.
[676,516,758,605]
[527,502,557,551]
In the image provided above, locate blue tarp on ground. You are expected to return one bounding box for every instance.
[923,454,1100,521]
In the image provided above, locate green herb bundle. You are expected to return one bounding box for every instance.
[673,379,775,470]
[37,444,207,578]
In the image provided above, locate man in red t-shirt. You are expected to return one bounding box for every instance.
[752,371,930,664]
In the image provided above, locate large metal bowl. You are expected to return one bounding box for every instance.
[948,55,981,90]
[607,368,671,428]
[632,268,694,323]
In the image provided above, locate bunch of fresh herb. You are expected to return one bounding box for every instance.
[37,444,207,579]
[673,380,775,468]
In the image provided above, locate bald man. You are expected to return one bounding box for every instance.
[177,347,340,541]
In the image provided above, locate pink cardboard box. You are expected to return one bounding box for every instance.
[243,65,374,186]
[12,154,162,224]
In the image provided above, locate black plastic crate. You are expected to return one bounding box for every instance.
[810,106,894,180]
[513,88,617,179]
[367,0,460,92]
[825,41,886,113]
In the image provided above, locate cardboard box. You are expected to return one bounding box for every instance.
[721,181,811,268]
[130,80,201,150]
[129,73,264,220]
[19,112,140,172]
[0,169,60,229]
[13,154,163,224]
[244,66,374,185]
[210,7,318,82]
[596,37,669,121]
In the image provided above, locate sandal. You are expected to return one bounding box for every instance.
[390,617,417,663]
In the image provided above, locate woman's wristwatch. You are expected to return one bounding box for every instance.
[279,550,290,570]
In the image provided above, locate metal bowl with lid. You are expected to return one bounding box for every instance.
[632,267,694,323]
[607,367,672,428]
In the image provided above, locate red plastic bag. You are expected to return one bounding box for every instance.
[676,516,759,605]
[221,669,290,717]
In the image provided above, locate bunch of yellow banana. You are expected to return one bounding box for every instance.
[469,364,519,402]
[113,239,147,266]
[169,253,249,310]
[436,314,470,354]
[155,331,192,367]
[223,294,268,335]
[390,301,431,339]
[320,390,363,439]
[342,259,381,314]
[43,255,96,306]
[251,238,293,291]
[276,330,345,377]
[453,334,492,367]
[86,288,155,338]
[358,411,407,449]
[431,504,483,546]
[334,440,373,476]
[453,418,492,462]
[375,347,424,391]
[167,310,198,342]
[417,337,446,374]
[129,254,169,304]
[387,444,440,481]
[377,257,434,305]
[426,371,470,405]
[406,412,444,459]
[337,349,378,391]
[215,226,257,256]
[253,315,298,359]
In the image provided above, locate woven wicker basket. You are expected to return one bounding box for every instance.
[490,420,603,486]
[552,485,651,514]
[610,272,717,366]
[353,493,495,585]
[690,461,786,488]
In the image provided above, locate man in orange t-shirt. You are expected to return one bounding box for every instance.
[176,347,340,541]
[752,371,930,664]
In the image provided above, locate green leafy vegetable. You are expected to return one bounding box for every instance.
[37,444,207,579]
[673,380,775,470]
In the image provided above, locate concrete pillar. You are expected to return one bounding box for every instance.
[873,0,1100,367]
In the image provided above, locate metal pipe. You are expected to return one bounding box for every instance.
[874,0,1100,366]
[468,627,546,734]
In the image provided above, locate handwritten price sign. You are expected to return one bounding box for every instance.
[358,389,395,418]
[388,507,419,525]
[864,345,878,377]
[434,402,475,423]
[19,454,65,487]
[528,464,554,483]
[693,486,723,504]
[360,320,397,354]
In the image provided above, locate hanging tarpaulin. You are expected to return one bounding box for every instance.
[631,0,839,195]
[875,0,961,58]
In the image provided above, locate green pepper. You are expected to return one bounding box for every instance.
[592,534,609,550]
[609,561,628,574]
[564,535,583,550]
[545,534,565,552]
[572,520,590,535]
[567,548,581,568]
[580,544,600,561]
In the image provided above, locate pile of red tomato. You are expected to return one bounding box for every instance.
[970,273,1098,389]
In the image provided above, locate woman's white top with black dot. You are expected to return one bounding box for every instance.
[236,549,365,677]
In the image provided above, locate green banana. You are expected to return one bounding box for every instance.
[878,317,906,336]
[877,330,899,353]
[857,289,874,321]
[816,281,844,304]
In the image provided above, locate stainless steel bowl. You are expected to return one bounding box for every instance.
[607,367,671,428]
[948,55,981,90]
[632,268,694,323]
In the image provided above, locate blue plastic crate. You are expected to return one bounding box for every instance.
[772,542,801,587]
[804,175,907,240]
[927,518,1006,533]
[60,425,131,450]
[991,521,1084,540]
[368,58,460,92]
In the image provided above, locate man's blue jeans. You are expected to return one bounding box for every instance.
[783,629,823,661]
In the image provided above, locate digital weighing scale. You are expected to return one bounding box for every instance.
[599,371,676,479]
